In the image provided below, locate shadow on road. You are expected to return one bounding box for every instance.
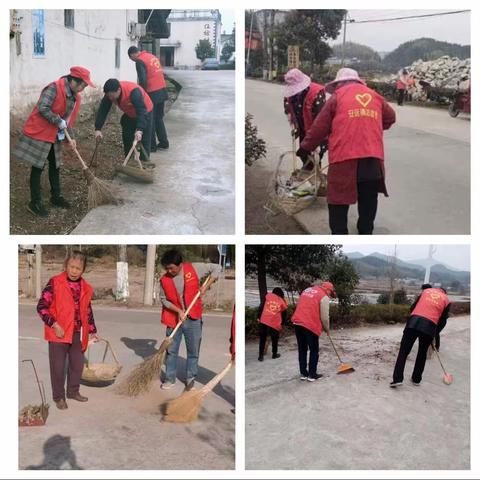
[120,337,158,359]
[25,434,82,470]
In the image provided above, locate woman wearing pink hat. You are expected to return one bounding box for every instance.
[13,66,95,217]
[283,68,327,170]
[298,68,396,234]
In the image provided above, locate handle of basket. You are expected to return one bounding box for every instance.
[85,338,121,366]
[291,134,296,173]
[22,359,46,407]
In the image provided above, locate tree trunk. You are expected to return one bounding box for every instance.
[256,246,268,303]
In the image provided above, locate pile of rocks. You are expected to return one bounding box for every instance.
[406,56,470,89]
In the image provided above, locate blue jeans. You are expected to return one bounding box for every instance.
[165,318,203,383]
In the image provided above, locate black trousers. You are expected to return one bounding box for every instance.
[393,328,433,383]
[150,94,169,149]
[120,111,153,162]
[397,89,405,106]
[259,323,279,357]
[294,325,319,377]
[48,332,84,402]
[30,144,61,202]
[328,181,379,235]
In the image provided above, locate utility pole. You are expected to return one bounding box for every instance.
[341,11,348,66]
[246,10,254,67]
[144,245,156,306]
[424,245,436,285]
[35,245,42,299]
[389,245,397,306]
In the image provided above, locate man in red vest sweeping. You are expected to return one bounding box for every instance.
[13,66,94,217]
[299,68,396,235]
[291,281,336,382]
[159,249,221,391]
[94,78,154,166]
[283,68,327,171]
[391,286,450,387]
[128,46,169,152]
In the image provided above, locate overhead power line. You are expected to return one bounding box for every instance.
[350,10,469,24]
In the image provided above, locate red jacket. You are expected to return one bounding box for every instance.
[291,286,327,336]
[44,272,93,352]
[301,83,396,164]
[259,293,288,331]
[117,81,153,118]
[411,289,450,325]
[286,82,325,133]
[23,78,81,143]
[160,263,202,328]
[137,51,167,92]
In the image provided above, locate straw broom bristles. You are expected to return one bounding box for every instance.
[84,169,118,209]
[163,360,233,423]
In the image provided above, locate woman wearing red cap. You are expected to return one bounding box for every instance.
[13,66,94,217]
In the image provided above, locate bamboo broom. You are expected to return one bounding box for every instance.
[163,360,234,423]
[116,276,211,397]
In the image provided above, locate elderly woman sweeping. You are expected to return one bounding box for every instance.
[283,68,327,170]
[13,67,95,217]
[298,68,396,235]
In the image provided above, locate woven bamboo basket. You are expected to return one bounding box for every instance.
[270,150,327,216]
[81,338,122,385]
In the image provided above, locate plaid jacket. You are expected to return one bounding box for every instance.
[13,78,76,169]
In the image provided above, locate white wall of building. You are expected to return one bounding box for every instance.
[10,9,139,114]
[160,10,221,68]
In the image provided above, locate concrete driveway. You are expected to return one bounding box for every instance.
[73,70,235,234]
[19,303,235,470]
[246,79,470,235]
[246,316,470,470]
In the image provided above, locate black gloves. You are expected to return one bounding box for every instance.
[296,147,310,162]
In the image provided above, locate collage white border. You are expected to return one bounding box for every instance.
[1,0,478,478]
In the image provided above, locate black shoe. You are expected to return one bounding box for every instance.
[272,353,281,359]
[156,142,169,150]
[51,196,71,209]
[307,373,323,382]
[141,160,156,169]
[258,356,264,362]
[150,144,157,152]
[390,381,403,388]
[27,201,48,217]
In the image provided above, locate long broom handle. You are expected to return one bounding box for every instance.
[201,360,233,395]
[123,139,138,166]
[167,275,213,340]
[431,343,448,375]
[325,331,344,364]
[64,130,88,170]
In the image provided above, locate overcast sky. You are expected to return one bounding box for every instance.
[341,245,470,271]
[220,9,235,34]
[334,9,470,52]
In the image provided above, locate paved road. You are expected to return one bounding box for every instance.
[19,303,235,470]
[73,70,235,234]
[246,79,470,234]
[246,316,470,470]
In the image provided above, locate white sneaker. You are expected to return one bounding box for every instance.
[161,382,175,390]
[300,375,308,381]
[390,381,403,388]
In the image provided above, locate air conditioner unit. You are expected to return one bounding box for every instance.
[135,23,147,37]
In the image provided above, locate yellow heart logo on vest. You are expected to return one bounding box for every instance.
[355,93,372,108]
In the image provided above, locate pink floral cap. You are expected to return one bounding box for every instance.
[284,68,311,97]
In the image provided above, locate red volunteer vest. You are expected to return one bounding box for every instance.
[23,78,81,143]
[291,286,327,336]
[116,81,153,118]
[230,307,235,357]
[44,272,93,352]
[303,82,325,132]
[137,51,167,92]
[260,293,288,331]
[411,288,450,325]
[396,79,406,89]
[329,83,385,164]
[160,263,202,328]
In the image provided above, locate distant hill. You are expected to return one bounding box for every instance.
[332,41,382,63]
[383,37,470,72]
[346,253,470,286]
